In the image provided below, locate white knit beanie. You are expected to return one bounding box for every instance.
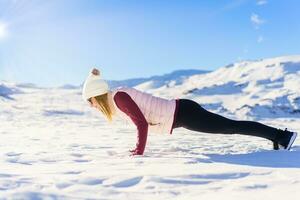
[82,68,109,101]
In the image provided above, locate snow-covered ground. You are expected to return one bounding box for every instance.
[1,55,300,199]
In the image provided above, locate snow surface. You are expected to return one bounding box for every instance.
[1,55,300,199]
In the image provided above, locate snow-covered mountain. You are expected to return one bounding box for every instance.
[1,55,300,120]
[107,69,210,89]
[131,55,300,120]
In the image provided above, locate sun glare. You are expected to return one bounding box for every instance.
[0,21,8,39]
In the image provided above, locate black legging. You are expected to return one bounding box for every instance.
[173,99,281,142]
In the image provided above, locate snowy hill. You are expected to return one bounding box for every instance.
[0,81,22,100]
[132,55,300,120]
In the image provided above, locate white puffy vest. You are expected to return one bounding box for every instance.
[111,87,177,134]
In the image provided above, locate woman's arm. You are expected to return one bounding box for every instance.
[114,91,148,156]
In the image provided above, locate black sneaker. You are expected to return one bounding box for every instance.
[273,128,298,150]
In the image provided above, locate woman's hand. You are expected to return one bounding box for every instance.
[129,148,143,156]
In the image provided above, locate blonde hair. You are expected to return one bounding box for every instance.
[92,93,113,122]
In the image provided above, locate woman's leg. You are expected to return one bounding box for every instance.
[174,99,285,143]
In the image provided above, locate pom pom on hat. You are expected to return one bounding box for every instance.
[82,68,109,101]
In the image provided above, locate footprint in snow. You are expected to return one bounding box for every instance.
[103,176,143,188]
[73,159,92,163]
[55,182,73,189]
[62,171,83,175]
[6,157,34,165]
[0,173,18,178]
[6,152,23,157]
[70,153,85,157]
[77,177,105,185]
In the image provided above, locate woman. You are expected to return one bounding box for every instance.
[82,68,298,156]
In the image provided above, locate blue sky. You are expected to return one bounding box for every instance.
[0,0,300,86]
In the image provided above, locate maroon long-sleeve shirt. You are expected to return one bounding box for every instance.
[113,91,149,155]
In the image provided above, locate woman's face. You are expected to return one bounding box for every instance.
[88,97,100,109]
